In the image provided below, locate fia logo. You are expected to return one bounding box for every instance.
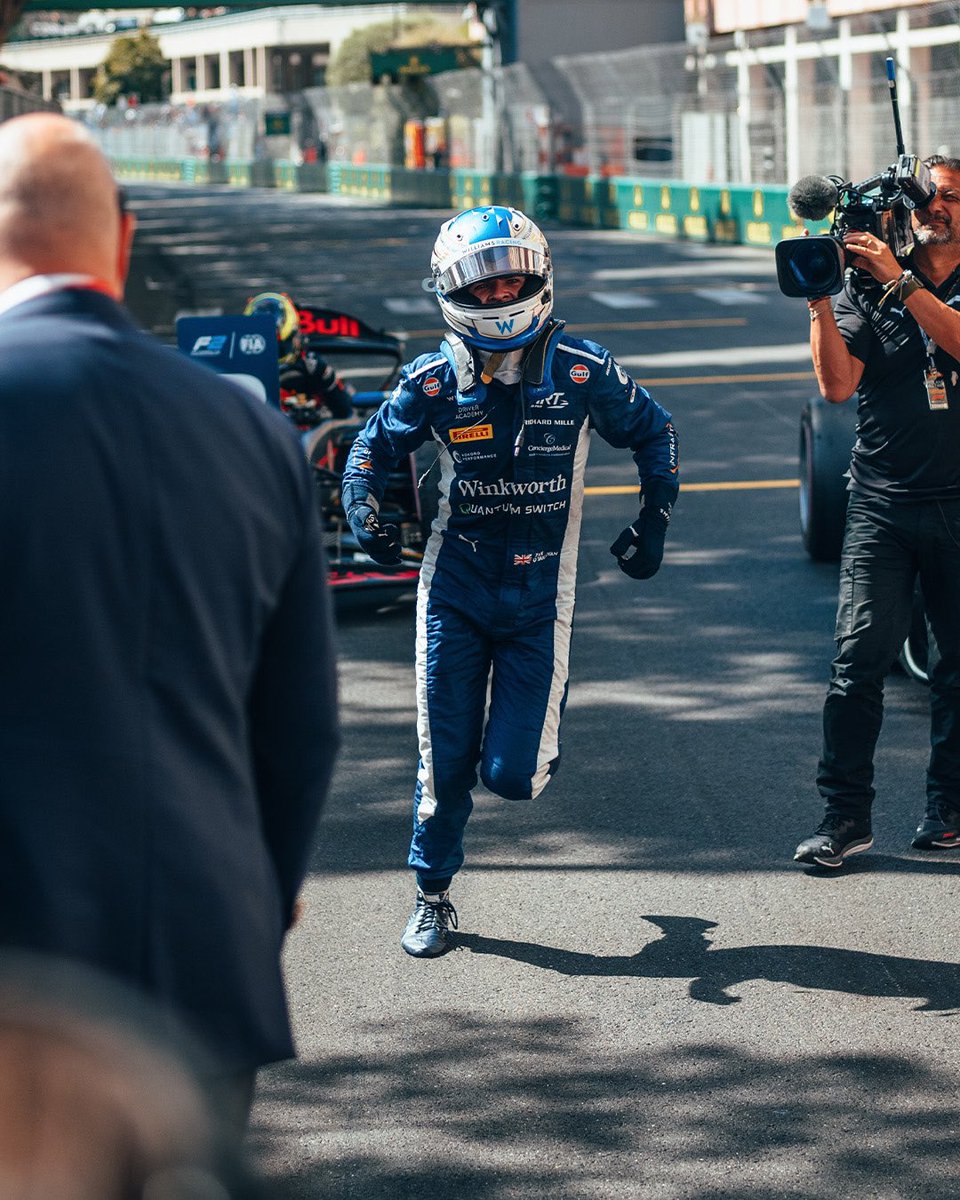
[239,334,267,355]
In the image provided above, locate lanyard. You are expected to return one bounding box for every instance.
[912,271,957,410]
[919,327,938,367]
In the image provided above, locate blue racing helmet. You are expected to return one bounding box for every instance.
[430,206,553,350]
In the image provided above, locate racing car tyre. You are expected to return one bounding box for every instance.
[799,393,856,563]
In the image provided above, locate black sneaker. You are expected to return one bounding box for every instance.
[911,807,960,850]
[794,816,873,868]
[400,890,458,958]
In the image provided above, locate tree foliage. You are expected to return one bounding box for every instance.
[93,30,166,105]
[325,17,469,86]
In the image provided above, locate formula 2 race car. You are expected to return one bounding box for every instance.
[799,391,936,683]
[292,305,438,601]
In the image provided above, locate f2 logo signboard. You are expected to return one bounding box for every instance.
[176,315,280,408]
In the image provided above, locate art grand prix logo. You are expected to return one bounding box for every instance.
[531,392,569,410]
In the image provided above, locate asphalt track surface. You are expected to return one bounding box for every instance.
[125,186,960,1200]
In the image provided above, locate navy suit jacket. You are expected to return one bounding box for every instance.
[0,287,339,1070]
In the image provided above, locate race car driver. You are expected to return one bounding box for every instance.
[243,291,354,423]
[340,206,680,958]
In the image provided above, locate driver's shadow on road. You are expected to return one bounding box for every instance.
[457,907,960,1012]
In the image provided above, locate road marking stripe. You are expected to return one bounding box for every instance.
[588,292,656,309]
[636,371,816,386]
[622,342,812,368]
[394,317,749,339]
[591,261,775,281]
[586,479,799,496]
[570,318,749,332]
[391,319,748,338]
[692,287,767,305]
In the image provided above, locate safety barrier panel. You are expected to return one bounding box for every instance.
[325,163,392,200]
[110,155,832,249]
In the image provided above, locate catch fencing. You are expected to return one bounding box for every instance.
[89,0,960,189]
[0,83,59,120]
[85,96,262,161]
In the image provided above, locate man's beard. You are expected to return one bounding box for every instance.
[913,218,960,246]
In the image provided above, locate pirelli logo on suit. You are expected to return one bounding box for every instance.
[450,424,494,443]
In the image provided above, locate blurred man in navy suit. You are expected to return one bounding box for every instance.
[0,113,339,1124]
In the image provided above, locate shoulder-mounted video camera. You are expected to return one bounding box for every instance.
[775,58,937,298]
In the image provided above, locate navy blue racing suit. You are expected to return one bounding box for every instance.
[341,320,679,888]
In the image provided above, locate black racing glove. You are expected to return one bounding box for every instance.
[347,502,402,566]
[610,481,676,580]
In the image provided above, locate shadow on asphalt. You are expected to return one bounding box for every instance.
[795,851,960,878]
[251,1023,960,1200]
[455,913,960,1011]
[314,483,946,878]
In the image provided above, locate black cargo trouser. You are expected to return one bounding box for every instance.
[817,493,960,819]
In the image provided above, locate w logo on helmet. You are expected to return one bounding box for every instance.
[495,318,515,334]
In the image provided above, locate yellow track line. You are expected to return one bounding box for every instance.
[586,479,799,496]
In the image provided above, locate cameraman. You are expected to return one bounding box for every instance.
[795,155,960,869]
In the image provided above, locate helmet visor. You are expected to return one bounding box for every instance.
[435,243,545,295]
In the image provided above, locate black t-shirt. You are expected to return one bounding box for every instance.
[834,261,960,499]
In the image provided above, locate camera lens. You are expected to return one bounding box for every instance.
[788,241,836,290]
[775,235,845,298]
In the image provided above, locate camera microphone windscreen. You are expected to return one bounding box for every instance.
[788,175,840,221]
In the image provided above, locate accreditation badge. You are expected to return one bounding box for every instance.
[924,366,949,410]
